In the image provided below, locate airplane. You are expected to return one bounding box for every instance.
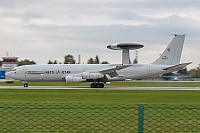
[6,34,191,88]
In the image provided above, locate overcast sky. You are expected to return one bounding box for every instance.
[0,0,199,69]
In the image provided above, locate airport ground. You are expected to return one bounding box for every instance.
[0,81,199,132]
[0,80,199,87]
[0,85,199,91]
[0,81,199,104]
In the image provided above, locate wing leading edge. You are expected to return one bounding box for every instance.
[99,65,131,78]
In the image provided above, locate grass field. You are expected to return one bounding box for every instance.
[0,81,199,132]
[0,89,199,132]
[0,89,199,104]
[0,81,199,104]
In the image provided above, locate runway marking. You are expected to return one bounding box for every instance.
[0,86,199,90]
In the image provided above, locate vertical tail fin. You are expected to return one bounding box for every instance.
[152,34,185,65]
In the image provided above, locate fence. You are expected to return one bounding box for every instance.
[0,102,199,132]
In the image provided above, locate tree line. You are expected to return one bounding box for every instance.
[48,54,109,64]
[16,54,109,65]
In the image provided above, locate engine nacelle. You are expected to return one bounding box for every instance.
[65,76,86,83]
[82,72,104,79]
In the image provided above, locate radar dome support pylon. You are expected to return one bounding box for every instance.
[107,43,144,64]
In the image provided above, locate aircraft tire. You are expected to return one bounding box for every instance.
[100,83,104,88]
[90,83,96,88]
[96,84,101,88]
[91,83,104,88]
[24,83,28,87]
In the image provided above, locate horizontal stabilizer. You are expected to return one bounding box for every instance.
[163,62,192,71]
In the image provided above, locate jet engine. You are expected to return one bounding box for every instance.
[65,76,86,83]
[82,72,104,79]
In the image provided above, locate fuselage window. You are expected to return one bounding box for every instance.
[11,69,16,71]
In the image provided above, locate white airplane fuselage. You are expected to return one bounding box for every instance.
[8,64,172,82]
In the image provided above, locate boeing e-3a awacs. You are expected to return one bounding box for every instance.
[6,34,191,88]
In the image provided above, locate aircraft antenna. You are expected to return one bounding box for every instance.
[107,43,143,64]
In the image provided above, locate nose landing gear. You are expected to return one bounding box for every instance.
[24,82,28,87]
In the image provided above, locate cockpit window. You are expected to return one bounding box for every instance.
[11,69,16,71]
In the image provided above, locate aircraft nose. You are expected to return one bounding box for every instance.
[6,72,13,78]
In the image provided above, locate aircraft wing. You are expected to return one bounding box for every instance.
[163,62,192,71]
[100,65,131,74]
[98,65,131,78]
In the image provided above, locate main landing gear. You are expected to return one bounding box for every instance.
[90,83,104,88]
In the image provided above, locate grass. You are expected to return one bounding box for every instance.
[0,89,199,104]
[0,81,199,132]
[0,89,199,132]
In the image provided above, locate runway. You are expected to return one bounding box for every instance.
[0,86,199,90]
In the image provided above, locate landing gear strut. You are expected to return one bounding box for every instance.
[90,83,104,88]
